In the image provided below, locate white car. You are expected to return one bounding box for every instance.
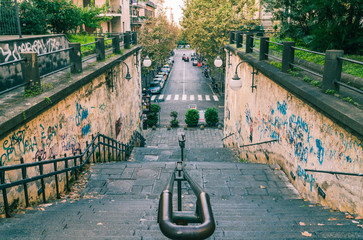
[153,76,165,88]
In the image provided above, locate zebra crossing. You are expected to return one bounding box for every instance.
[150,94,219,102]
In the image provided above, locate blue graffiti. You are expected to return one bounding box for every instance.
[75,103,89,126]
[277,100,288,115]
[245,108,252,125]
[297,165,316,191]
[345,156,352,163]
[81,124,91,136]
[289,115,309,134]
[295,142,308,162]
[315,139,324,164]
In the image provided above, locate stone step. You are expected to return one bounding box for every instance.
[130,147,240,162]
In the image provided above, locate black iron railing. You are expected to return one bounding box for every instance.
[0,130,145,218]
[158,133,215,240]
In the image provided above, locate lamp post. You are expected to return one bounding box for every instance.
[214,56,224,94]
[143,55,152,89]
[214,56,243,91]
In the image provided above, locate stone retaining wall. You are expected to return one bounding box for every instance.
[224,47,363,216]
[0,47,142,214]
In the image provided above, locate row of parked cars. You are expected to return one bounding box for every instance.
[149,60,173,94]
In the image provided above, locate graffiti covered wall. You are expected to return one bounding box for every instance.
[224,53,363,216]
[0,35,69,92]
[0,52,142,213]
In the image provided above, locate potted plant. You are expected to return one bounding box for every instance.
[185,109,199,127]
[205,107,219,127]
[170,111,179,127]
[147,104,160,127]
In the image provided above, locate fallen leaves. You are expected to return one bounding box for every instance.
[317,223,325,226]
[345,214,354,219]
[97,222,103,226]
[355,216,363,220]
[259,185,266,189]
[328,218,338,221]
[299,222,306,226]
[301,231,312,237]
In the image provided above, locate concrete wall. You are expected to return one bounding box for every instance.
[0,47,142,213]
[0,35,69,92]
[224,49,363,216]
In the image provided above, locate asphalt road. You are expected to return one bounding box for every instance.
[152,49,225,126]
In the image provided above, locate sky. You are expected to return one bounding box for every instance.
[163,0,184,25]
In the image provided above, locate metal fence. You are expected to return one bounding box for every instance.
[0,31,138,95]
[229,31,363,95]
[0,0,21,36]
[0,131,145,218]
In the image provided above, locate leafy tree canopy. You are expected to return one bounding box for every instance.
[138,12,180,68]
[181,0,257,66]
[262,0,363,54]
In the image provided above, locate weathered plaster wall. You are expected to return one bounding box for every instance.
[0,50,142,213]
[0,35,69,92]
[224,52,363,216]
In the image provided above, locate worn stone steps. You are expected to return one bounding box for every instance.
[0,159,362,239]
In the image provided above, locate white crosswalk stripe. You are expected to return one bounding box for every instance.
[152,94,220,102]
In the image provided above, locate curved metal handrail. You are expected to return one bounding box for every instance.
[158,168,215,240]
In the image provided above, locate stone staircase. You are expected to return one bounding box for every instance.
[0,129,362,239]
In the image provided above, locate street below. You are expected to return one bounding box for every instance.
[151,49,225,127]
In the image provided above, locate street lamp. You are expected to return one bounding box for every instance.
[143,55,152,67]
[115,60,131,80]
[142,55,152,89]
[230,61,245,90]
[214,55,223,68]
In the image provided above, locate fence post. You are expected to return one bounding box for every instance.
[112,34,120,54]
[69,43,82,73]
[236,31,243,48]
[281,41,295,72]
[124,31,131,49]
[259,37,269,61]
[229,31,235,44]
[20,52,40,90]
[322,50,343,92]
[96,37,105,61]
[245,33,253,53]
[132,31,137,45]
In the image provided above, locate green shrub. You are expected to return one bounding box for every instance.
[147,104,160,127]
[185,109,199,127]
[170,111,179,127]
[205,107,219,127]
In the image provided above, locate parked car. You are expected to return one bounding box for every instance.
[153,77,165,88]
[184,57,189,62]
[192,60,198,66]
[160,68,169,76]
[149,81,162,94]
[155,73,167,81]
[182,54,186,60]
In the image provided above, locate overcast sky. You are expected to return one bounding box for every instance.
[163,0,184,25]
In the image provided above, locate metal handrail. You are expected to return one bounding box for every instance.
[291,46,326,56]
[0,131,145,217]
[305,169,363,177]
[158,133,215,240]
[158,167,215,240]
[0,58,26,67]
[38,47,73,57]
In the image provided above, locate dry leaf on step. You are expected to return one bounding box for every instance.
[301,231,312,237]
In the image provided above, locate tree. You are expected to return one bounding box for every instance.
[19,0,49,34]
[79,1,110,33]
[261,0,363,54]
[138,12,180,69]
[181,0,257,66]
